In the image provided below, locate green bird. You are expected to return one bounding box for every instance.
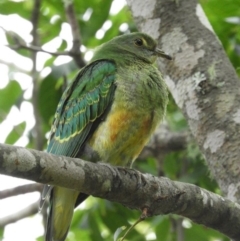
[41,32,171,241]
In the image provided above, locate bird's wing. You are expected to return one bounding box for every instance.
[47,59,116,156]
[39,59,117,209]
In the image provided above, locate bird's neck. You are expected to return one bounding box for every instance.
[114,62,168,116]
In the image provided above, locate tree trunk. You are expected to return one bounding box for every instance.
[126,0,240,203]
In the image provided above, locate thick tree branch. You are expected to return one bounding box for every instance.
[0,201,39,227]
[0,183,42,200]
[126,0,240,202]
[0,143,239,240]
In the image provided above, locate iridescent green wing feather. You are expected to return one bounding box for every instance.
[47,59,117,157]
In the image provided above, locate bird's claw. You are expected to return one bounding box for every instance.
[133,170,147,189]
[99,162,122,179]
[99,163,147,190]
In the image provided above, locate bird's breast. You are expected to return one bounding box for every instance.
[87,103,159,166]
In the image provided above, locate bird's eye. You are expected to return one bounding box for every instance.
[134,38,143,47]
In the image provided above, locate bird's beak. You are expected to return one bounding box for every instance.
[155,48,172,60]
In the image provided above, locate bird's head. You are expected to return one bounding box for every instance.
[93,32,172,64]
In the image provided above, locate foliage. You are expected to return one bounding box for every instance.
[0,0,238,240]
[200,0,240,75]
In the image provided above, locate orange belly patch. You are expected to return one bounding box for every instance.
[108,109,132,142]
[109,108,155,156]
[88,107,157,165]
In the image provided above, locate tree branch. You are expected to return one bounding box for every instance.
[0,201,39,227]
[0,143,239,240]
[5,43,77,57]
[0,59,29,74]
[0,183,42,200]
[30,0,44,151]
[63,0,85,68]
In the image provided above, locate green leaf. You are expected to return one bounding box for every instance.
[5,121,26,144]
[43,56,55,68]
[0,1,32,18]
[51,61,78,79]
[66,229,90,241]
[0,81,22,122]
[38,73,62,126]
[163,152,183,179]
[99,201,139,233]
[76,0,113,46]
[154,217,171,240]
[136,157,158,176]
[58,39,67,51]
[185,222,230,241]
[201,0,240,70]
[0,227,4,239]
[88,211,103,241]
[38,60,79,127]
[36,234,44,241]
[114,226,126,241]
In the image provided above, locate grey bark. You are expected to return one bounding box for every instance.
[0,143,239,240]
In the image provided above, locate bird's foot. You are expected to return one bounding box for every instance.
[132,169,147,189]
[99,162,122,180]
[110,166,147,189]
[99,163,147,189]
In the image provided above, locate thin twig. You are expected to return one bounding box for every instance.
[0,183,43,200]
[120,207,148,241]
[0,201,39,227]
[5,44,74,56]
[64,0,85,68]
[0,59,29,73]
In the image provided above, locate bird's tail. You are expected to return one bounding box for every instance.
[45,187,79,241]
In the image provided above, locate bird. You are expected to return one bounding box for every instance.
[40,32,171,241]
